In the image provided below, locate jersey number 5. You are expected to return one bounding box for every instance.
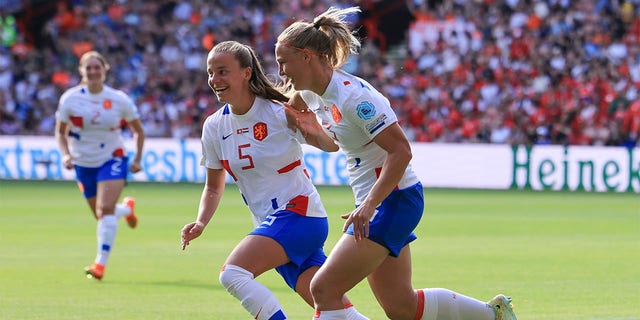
[238,144,255,170]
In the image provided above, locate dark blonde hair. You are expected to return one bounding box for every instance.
[277,6,361,69]
[79,51,111,72]
[210,41,289,103]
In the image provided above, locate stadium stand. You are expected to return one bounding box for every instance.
[0,0,638,147]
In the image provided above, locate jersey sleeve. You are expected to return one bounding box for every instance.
[344,90,398,140]
[118,91,140,122]
[55,91,72,122]
[200,115,223,169]
[299,90,319,110]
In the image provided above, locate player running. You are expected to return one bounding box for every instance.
[180,41,366,320]
[277,7,518,320]
[55,50,145,280]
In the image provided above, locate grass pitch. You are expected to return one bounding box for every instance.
[0,180,638,319]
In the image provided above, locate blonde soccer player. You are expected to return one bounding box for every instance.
[276,7,518,320]
[55,50,145,280]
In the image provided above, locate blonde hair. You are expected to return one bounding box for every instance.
[210,41,289,103]
[277,6,361,69]
[78,51,110,72]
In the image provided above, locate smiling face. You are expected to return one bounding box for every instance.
[206,51,252,108]
[79,57,107,92]
[275,43,310,91]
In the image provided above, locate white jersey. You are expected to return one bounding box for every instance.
[300,70,420,205]
[200,97,327,226]
[56,85,140,167]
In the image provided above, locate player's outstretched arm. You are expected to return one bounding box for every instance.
[55,120,75,170]
[127,118,145,173]
[181,168,226,250]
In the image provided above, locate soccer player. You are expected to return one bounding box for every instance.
[276,7,518,320]
[55,50,145,280]
[180,41,366,320]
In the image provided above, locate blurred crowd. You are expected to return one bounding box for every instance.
[1,0,639,147]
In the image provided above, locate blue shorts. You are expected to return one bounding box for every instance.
[346,182,424,257]
[250,210,328,290]
[74,157,129,198]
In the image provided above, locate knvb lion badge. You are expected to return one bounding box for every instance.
[253,122,268,141]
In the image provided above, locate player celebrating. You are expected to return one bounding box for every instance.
[180,41,366,320]
[276,7,518,320]
[55,50,145,280]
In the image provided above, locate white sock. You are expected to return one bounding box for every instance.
[345,305,369,320]
[419,288,495,320]
[95,214,118,266]
[313,309,348,320]
[219,264,287,320]
[114,203,131,218]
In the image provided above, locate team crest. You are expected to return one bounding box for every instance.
[331,104,342,123]
[357,101,375,120]
[103,99,112,110]
[253,122,268,141]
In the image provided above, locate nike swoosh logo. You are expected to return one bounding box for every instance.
[222,133,233,140]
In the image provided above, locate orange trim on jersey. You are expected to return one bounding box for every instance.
[414,289,425,320]
[70,116,83,128]
[103,99,112,110]
[221,160,238,181]
[375,167,399,190]
[277,159,301,174]
[285,195,309,216]
[112,148,125,157]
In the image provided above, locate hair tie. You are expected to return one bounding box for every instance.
[313,21,320,30]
